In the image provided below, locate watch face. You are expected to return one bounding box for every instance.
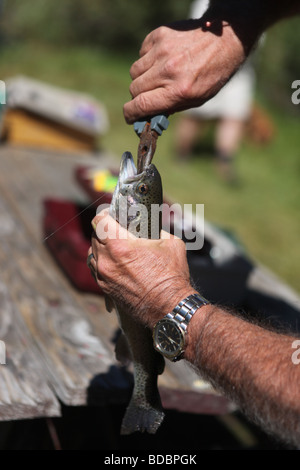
[153,319,185,360]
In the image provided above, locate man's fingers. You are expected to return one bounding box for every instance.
[129,62,170,99]
[139,25,174,57]
[160,230,181,241]
[138,30,156,57]
[92,209,135,243]
[129,28,162,80]
[87,246,97,281]
[123,88,173,124]
[130,51,155,81]
[92,207,109,231]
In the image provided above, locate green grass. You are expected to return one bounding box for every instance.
[157,112,300,291]
[1,43,299,292]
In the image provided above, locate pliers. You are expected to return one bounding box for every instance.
[134,115,169,173]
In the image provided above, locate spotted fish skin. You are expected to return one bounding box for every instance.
[109,151,165,435]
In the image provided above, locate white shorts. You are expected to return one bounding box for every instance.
[186,63,255,121]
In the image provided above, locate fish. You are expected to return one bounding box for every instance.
[107,150,165,435]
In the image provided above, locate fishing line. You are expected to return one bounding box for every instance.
[42,193,109,243]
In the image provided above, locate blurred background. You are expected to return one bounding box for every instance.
[0,0,299,292]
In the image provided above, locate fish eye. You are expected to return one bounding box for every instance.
[138,183,149,195]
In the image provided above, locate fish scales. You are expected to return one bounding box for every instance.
[108,151,165,435]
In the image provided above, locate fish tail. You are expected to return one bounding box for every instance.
[120,398,165,435]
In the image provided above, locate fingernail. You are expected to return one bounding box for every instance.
[91,220,97,231]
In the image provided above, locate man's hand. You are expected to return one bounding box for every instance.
[88,209,195,328]
[123,0,300,124]
[123,19,248,124]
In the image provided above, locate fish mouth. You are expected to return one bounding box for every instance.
[119,151,145,184]
[110,151,145,221]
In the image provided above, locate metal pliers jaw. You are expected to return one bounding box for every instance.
[134,115,169,173]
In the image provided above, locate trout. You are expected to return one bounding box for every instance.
[108,151,165,435]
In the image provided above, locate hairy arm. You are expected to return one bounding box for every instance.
[185,304,300,447]
[89,211,300,447]
[124,0,300,123]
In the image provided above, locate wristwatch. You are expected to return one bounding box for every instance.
[153,293,209,362]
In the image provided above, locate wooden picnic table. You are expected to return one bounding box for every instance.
[0,144,300,451]
[0,144,235,425]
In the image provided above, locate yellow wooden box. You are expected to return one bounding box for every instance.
[1,108,97,154]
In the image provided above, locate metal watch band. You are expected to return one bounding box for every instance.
[166,293,209,332]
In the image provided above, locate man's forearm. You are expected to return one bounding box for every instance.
[185,304,300,446]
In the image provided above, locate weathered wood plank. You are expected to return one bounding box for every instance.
[0,192,121,406]
[0,243,60,419]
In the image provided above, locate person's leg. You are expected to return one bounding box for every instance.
[215,118,245,182]
[175,115,202,160]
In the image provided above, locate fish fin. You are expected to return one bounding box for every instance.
[120,400,165,435]
[105,295,115,313]
[115,332,132,366]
